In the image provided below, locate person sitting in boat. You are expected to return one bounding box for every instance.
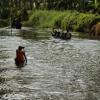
[52,28,61,38]
[64,31,72,39]
[15,46,27,66]
[52,28,57,37]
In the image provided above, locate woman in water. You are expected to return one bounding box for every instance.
[15,46,27,67]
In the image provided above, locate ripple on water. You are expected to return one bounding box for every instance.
[0,30,100,99]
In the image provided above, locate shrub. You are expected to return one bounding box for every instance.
[24,10,100,33]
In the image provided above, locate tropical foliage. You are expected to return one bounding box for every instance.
[24,10,99,32]
[0,0,100,19]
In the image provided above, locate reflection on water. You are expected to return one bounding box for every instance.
[0,27,100,100]
[0,27,51,40]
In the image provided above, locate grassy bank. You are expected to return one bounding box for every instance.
[24,10,100,32]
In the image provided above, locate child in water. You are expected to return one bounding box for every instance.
[15,46,27,67]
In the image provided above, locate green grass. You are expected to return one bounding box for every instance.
[24,10,100,32]
[0,10,99,33]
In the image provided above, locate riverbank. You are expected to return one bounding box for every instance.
[23,10,100,33]
[0,10,100,34]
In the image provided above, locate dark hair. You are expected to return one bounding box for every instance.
[18,46,24,50]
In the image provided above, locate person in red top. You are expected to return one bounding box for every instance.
[15,46,27,66]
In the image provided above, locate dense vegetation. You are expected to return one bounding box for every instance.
[0,0,100,17]
[24,10,100,32]
[0,0,100,32]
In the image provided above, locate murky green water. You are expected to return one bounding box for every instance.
[0,27,100,100]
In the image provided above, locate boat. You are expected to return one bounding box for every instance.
[51,29,72,40]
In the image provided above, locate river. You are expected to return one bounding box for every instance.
[0,27,100,100]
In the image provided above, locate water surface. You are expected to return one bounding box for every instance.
[0,27,100,100]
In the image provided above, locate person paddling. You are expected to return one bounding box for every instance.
[15,46,27,67]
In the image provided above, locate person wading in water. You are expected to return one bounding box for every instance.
[15,46,27,67]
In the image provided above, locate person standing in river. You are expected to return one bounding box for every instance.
[15,46,27,67]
